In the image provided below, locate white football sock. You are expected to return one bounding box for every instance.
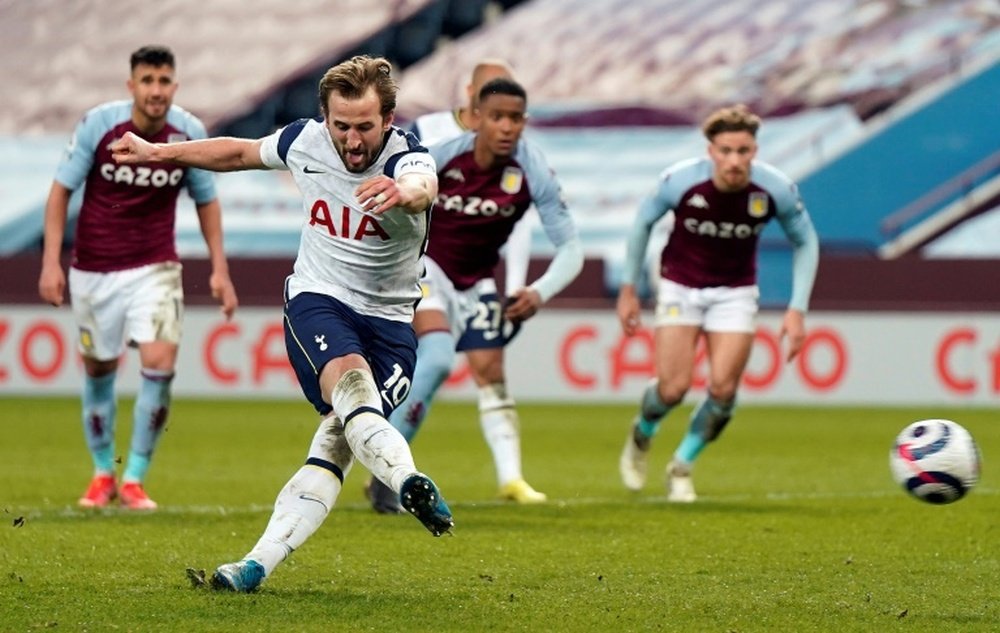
[331,368,417,492]
[246,415,352,575]
[479,383,522,486]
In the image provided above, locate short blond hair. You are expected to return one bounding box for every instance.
[318,55,397,118]
[702,104,761,140]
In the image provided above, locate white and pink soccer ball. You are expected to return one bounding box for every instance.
[889,419,981,504]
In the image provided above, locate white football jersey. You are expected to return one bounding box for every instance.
[260,118,436,321]
[409,109,466,146]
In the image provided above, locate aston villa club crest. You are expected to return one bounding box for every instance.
[79,327,95,353]
[500,167,523,194]
[748,192,769,217]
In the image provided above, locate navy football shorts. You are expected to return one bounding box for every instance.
[283,291,417,416]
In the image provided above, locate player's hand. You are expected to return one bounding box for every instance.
[504,287,542,324]
[617,284,641,336]
[356,175,398,215]
[210,271,239,321]
[780,309,806,362]
[110,131,154,164]
[38,263,66,307]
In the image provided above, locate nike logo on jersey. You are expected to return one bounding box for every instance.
[303,165,326,174]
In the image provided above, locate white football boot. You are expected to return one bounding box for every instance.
[666,460,697,503]
[619,422,651,491]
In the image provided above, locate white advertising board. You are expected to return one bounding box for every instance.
[1,305,998,406]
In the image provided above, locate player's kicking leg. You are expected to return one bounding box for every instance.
[333,366,453,536]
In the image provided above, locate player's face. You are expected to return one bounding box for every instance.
[326,87,392,173]
[128,64,177,124]
[475,93,526,159]
[708,131,757,191]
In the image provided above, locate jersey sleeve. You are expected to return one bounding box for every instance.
[767,170,819,312]
[259,120,310,170]
[176,113,217,204]
[386,149,436,180]
[521,141,577,247]
[621,166,683,286]
[53,110,104,191]
[428,132,474,167]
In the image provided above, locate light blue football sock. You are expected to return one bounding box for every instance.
[675,395,735,464]
[82,372,117,474]
[635,382,673,439]
[387,331,456,443]
[123,369,174,483]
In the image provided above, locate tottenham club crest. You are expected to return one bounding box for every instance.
[748,192,769,218]
[500,167,523,194]
[314,334,328,351]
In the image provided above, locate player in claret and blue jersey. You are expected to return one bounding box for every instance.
[38,45,238,511]
[616,104,819,502]
[369,77,583,510]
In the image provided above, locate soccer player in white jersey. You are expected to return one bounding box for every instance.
[366,78,582,512]
[616,104,819,502]
[38,45,239,511]
[112,55,453,592]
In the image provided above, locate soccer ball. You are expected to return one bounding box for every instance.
[889,419,981,504]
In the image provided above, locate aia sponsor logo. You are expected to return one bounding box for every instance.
[308,200,390,240]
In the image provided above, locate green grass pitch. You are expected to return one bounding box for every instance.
[1,397,997,632]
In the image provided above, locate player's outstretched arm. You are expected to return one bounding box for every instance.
[111,131,266,172]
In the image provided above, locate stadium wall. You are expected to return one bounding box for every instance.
[2,256,998,406]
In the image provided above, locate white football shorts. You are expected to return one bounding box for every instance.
[68,261,184,360]
[654,278,759,333]
[418,257,499,341]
